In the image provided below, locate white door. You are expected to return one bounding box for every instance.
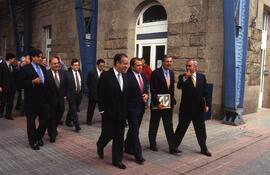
[137,40,166,70]
[258,12,269,108]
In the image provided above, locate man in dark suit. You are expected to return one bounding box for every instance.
[20,49,49,150]
[96,53,129,169]
[175,58,211,157]
[46,56,66,142]
[86,58,105,125]
[65,59,82,132]
[124,57,148,164]
[0,53,17,120]
[148,55,180,154]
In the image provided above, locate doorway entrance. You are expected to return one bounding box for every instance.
[135,3,167,70]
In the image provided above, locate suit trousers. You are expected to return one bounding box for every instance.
[66,93,82,126]
[148,109,176,149]
[47,103,65,139]
[125,110,144,160]
[174,114,207,151]
[0,89,15,117]
[97,117,126,163]
[25,104,48,144]
[86,100,96,123]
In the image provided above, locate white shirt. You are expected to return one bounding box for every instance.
[72,70,81,89]
[113,67,123,91]
[96,67,102,78]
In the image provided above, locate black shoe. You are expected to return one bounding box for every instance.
[50,138,56,143]
[5,116,14,120]
[37,139,44,146]
[97,145,104,159]
[150,145,158,151]
[169,148,182,154]
[136,157,145,165]
[86,121,92,126]
[58,121,63,125]
[0,115,3,118]
[75,126,81,132]
[66,123,73,127]
[30,143,40,150]
[201,150,212,157]
[112,162,126,169]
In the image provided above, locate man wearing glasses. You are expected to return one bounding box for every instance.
[175,58,212,157]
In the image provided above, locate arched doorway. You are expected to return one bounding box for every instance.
[135,3,167,70]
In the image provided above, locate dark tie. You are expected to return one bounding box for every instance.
[9,64,13,72]
[138,74,143,93]
[54,71,60,88]
[75,71,81,93]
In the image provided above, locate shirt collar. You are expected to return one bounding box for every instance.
[113,67,121,76]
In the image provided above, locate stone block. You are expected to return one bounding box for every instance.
[190,34,205,47]
[168,23,183,35]
[177,47,198,58]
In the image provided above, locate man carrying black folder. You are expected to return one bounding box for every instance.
[175,58,212,157]
[148,55,180,155]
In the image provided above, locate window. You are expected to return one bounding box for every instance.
[143,5,167,23]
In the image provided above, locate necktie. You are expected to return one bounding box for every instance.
[75,71,81,93]
[54,71,60,88]
[192,74,196,87]
[138,74,143,93]
[117,73,123,91]
[9,64,13,72]
[36,65,44,84]
[165,70,170,89]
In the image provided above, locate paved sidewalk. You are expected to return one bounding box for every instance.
[0,98,270,175]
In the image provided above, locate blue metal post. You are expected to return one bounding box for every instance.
[23,0,31,56]
[75,0,98,93]
[9,0,21,57]
[223,0,250,125]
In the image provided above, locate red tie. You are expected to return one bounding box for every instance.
[138,74,144,93]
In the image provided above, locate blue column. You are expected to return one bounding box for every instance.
[223,0,250,125]
[75,0,98,93]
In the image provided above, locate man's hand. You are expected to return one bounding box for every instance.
[0,87,2,92]
[142,94,149,103]
[32,77,41,85]
[185,69,192,77]
[157,103,165,110]
[204,106,209,113]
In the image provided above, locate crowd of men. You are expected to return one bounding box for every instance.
[0,49,211,170]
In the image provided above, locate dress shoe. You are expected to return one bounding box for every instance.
[66,123,73,127]
[97,145,104,159]
[58,121,63,125]
[136,157,145,165]
[201,150,212,157]
[30,143,40,150]
[37,139,44,146]
[112,162,126,169]
[86,121,92,126]
[5,116,14,120]
[169,148,182,154]
[0,115,3,118]
[50,137,56,143]
[150,145,158,151]
[75,126,81,132]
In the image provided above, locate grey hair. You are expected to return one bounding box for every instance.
[187,58,198,67]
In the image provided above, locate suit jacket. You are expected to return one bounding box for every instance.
[126,70,148,113]
[150,67,176,109]
[177,72,209,116]
[46,69,66,107]
[66,69,83,97]
[87,68,99,101]
[98,68,128,121]
[20,63,48,111]
[0,61,17,92]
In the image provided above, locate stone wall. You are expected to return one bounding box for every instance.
[0,0,79,66]
[97,0,224,119]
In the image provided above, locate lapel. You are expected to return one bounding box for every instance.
[49,69,58,89]
[131,71,142,95]
[109,68,122,93]
[29,63,39,78]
